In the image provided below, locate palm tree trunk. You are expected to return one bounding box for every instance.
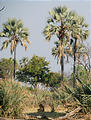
[59,21,64,87]
[61,55,64,82]
[60,54,64,88]
[73,39,77,88]
[14,46,16,79]
[60,43,64,87]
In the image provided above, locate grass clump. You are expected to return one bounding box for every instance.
[0,80,28,118]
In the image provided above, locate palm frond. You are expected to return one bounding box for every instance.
[1,40,9,50]
[24,38,31,45]
[20,41,28,51]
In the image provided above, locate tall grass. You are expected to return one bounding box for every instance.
[29,88,62,112]
[0,80,28,118]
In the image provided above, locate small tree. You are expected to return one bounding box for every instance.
[16,55,50,87]
[47,72,62,88]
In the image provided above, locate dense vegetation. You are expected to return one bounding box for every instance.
[0,80,29,118]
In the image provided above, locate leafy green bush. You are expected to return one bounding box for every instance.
[16,56,50,87]
[64,80,91,113]
[0,80,28,118]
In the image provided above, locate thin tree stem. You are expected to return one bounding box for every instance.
[14,46,16,79]
[61,54,64,82]
[73,38,77,88]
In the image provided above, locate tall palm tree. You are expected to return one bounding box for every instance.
[0,18,31,79]
[43,6,88,87]
[43,6,72,83]
[70,16,89,87]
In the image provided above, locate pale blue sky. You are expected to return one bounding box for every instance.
[0,0,91,74]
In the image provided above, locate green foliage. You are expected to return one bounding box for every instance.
[0,80,28,118]
[16,55,50,86]
[76,65,88,82]
[64,81,91,112]
[16,56,64,88]
[47,72,61,88]
[16,57,30,83]
[0,58,18,79]
[70,65,90,84]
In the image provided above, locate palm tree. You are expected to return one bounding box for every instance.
[70,16,89,87]
[43,6,74,83]
[43,6,89,87]
[0,18,31,79]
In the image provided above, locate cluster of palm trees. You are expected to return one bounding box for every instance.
[43,6,89,87]
[0,6,89,88]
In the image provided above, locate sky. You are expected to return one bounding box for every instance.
[0,0,91,74]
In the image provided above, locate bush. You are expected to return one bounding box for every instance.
[30,89,52,107]
[0,80,28,118]
[64,80,91,113]
[30,88,62,112]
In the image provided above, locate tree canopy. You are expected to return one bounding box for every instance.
[16,55,50,87]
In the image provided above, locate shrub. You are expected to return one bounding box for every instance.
[64,80,91,113]
[30,88,62,112]
[0,80,28,118]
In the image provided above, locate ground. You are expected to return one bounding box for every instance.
[0,106,91,120]
[23,106,91,120]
